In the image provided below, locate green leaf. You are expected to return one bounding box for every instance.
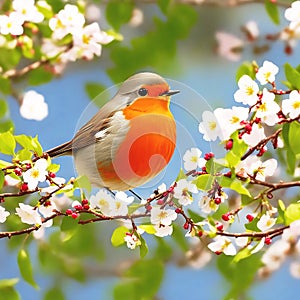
[17,249,39,289]
[0,77,11,95]
[0,170,4,190]
[284,63,300,90]
[0,286,20,300]
[233,247,252,263]
[119,259,164,299]
[187,209,204,223]
[229,180,251,197]
[176,168,186,181]
[158,0,170,14]
[236,62,255,81]
[47,163,60,173]
[0,48,21,71]
[193,174,214,191]
[28,67,53,85]
[265,0,280,24]
[241,194,253,205]
[289,121,300,156]
[74,175,91,193]
[285,202,300,225]
[0,131,15,155]
[85,82,106,100]
[139,224,156,234]
[111,226,128,247]
[245,217,259,231]
[139,236,148,258]
[0,99,8,118]
[106,0,134,30]
[0,120,14,133]
[15,135,43,156]
[45,0,64,13]
[217,253,262,298]
[0,278,19,288]
[172,223,189,252]
[44,287,65,300]
[277,199,286,224]
[231,131,248,159]
[15,149,32,161]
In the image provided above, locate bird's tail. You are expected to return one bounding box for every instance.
[46,140,73,158]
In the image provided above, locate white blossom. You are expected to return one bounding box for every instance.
[15,203,42,225]
[198,195,218,214]
[282,90,300,119]
[49,4,85,39]
[261,239,290,271]
[174,179,198,206]
[20,90,48,121]
[208,236,237,255]
[154,224,173,237]
[150,207,177,226]
[129,8,144,27]
[12,0,44,23]
[85,3,101,23]
[183,147,206,171]
[255,89,280,126]
[124,233,141,249]
[257,213,277,231]
[89,189,114,215]
[72,22,113,60]
[290,261,300,279]
[214,106,249,140]
[244,20,259,40]
[0,206,10,223]
[215,32,243,61]
[199,110,222,141]
[256,61,279,85]
[234,75,259,106]
[0,13,24,35]
[285,1,300,25]
[242,123,266,147]
[23,158,48,190]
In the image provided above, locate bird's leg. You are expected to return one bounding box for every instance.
[129,189,143,201]
[105,188,115,196]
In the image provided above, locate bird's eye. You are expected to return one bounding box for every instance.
[138,87,148,96]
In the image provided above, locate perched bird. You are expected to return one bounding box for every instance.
[47,72,179,191]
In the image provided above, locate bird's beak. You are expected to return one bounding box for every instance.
[160,90,180,96]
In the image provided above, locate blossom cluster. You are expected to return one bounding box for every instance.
[0,1,114,122]
[216,1,300,60]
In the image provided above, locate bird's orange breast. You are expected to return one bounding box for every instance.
[97,97,176,189]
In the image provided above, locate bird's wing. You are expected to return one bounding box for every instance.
[71,93,130,151]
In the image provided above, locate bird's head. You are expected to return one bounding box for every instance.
[118,72,180,105]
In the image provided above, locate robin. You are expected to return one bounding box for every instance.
[47,72,179,191]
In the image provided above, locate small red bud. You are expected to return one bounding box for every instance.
[74,204,83,211]
[157,199,164,205]
[246,214,254,222]
[44,200,51,207]
[183,222,189,230]
[202,166,207,172]
[71,212,79,219]
[215,251,222,255]
[214,197,222,205]
[20,183,28,192]
[224,171,232,178]
[25,163,31,170]
[244,123,252,134]
[225,139,233,150]
[265,237,272,245]
[198,230,203,237]
[222,213,231,222]
[48,172,56,178]
[14,168,22,176]
[83,204,90,210]
[254,117,261,124]
[216,223,224,231]
[82,199,89,205]
[66,209,73,215]
[175,208,182,214]
[204,152,214,160]
[145,204,152,211]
